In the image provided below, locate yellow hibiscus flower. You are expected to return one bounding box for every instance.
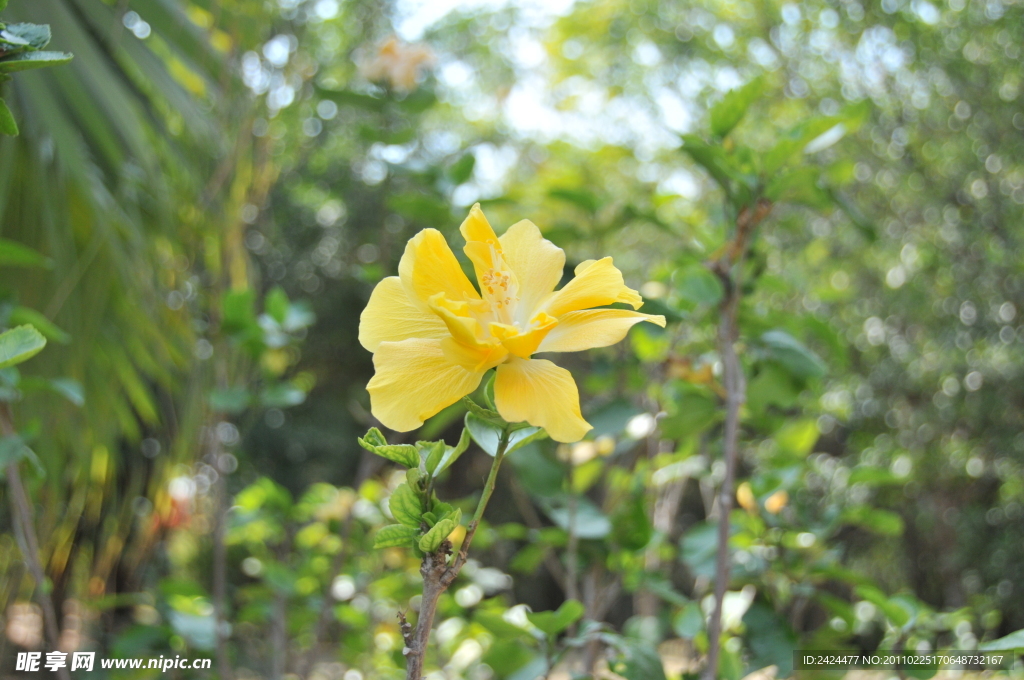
[358,204,666,443]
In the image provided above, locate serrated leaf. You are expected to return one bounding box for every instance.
[434,427,471,475]
[373,524,420,549]
[357,431,419,468]
[466,413,546,457]
[0,325,46,369]
[0,51,73,74]
[422,440,445,475]
[710,76,764,138]
[3,23,51,50]
[360,427,387,448]
[0,97,16,136]
[462,396,503,423]
[526,599,584,636]
[418,517,455,553]
[432,501,453,517]
[388,482,423,528]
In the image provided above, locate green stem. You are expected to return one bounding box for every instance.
[404,426,512,680]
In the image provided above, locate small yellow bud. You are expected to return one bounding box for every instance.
[736,482,757,513]
[764,490,789,514]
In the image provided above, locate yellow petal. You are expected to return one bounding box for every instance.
[359,277,449,352]
[428,292,483,347]
[494,357,592,443]
[459,203,499,243]
[492,312,558,359]
[499,219,565,324]
[537,309,665,353]
[441,336,508,372]
[367,339,484,432]
[398,228,480,309]
[542,257,642,318]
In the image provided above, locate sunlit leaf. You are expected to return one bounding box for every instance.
[0,325,46,369]
[373,524,419,549]
[0,50,73,73]
[388,482,423,528]
[709,75,764,138]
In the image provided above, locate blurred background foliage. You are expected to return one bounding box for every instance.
[0,0,1022,677]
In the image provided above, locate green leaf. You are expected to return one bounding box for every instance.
[854,585,911,627]
[465,413,545,457]
[743,603,797,676]
[764,166,832,210]
[526,599,584,636]
[209,387,251,414]
[660,392,718,439]
[980,628,1024,650]
[448,153,476,184]
[760,330,826,380]
[8,307,68,343]
[774,419,819,457]
[388,482,423,528]
[462,395,503,423]
[0,51,74,74]
[315,86,385,111]
[710,75,764,138]
[387,192,451,226]
[3,23,52,50]
[608,639,667,680]
[0,434,43,477]
[0,325,46,369]
[0,97,16,136]
[373,524,420,549]
[259,383,306,408]
[360,427,387,448]
[549,187,602,214]
[265,286,289,324]
[674,265,723,307]
[544,497,611,539]
[841,506,905,536]
[612,495,652,551]
[680,135,756,204]
[673,602,704,638]
[475,611,531,639]
[357,429,420,468]
[422,440,445,475]
[433,427,471,475]
[0,0,9,14]
[20,377,84,406]
[762,101,871,174]
[418,517,455,553]
[0,238,50,267]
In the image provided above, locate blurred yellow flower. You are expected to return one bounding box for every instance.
[357,36,434,92]
[359,204,665,442]
[736,482,757,513]
[764,490,789,514]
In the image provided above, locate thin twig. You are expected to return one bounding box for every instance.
[1,405,70,680]
[703,199,770,680]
